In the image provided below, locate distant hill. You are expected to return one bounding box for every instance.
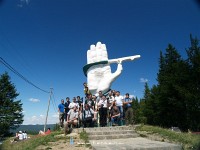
[10,124,56,133]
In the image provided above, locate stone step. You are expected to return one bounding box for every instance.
[88,133,139,140]
[87,130,136,135]
[83,126,135,132]
[90,137,182,150]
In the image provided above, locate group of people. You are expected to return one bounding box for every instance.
[11,131,27,143]
[58,83,134,134]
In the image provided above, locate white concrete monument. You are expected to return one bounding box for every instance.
[83,42,140,95]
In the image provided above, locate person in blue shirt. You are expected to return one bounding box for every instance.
[124,93,134,125]
[58,99,65,127]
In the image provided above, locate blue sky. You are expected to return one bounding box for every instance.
[0,0,200,125]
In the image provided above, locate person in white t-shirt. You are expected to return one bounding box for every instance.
[22,131,27,139]
[18,131,23,140]
[114,91,124,119]
[64,106,78,135]
[68,97,79,110]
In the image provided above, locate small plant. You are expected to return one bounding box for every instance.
[80,130,89,144]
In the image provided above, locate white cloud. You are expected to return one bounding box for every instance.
[23,114,59,125]
[40,114,44,118]
[30,115,39,123]
[17,0,30,7]
[129,95,135,99]
[29,98,40,103]
[52,113,59,118]
[140,78,148,83]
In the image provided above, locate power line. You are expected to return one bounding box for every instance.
[51,90,58,113]
[0,57,50,93]
[0,30,35,77]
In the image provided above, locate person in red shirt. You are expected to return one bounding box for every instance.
[39,128,51,135]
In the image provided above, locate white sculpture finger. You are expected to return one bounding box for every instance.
[95,42,108,62]
[102,44,108,61]
[96,42,102,48]
[101,44,106,51]
[87,45,96,64]
[87,50,92,64]
[90,44,95,51]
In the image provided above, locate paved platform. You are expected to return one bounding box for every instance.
[89,137,182,150]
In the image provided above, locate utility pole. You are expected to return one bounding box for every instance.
[44,88,53,132]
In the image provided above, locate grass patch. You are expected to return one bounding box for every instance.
[136,125,200,150]
[80,130,89,144]
[79,130,91,148]
[0,131,62,150]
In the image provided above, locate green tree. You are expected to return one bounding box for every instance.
[137,99,147,124]
[156,44,188,130]
[139,35,200,131]
[140,83,160,125]
[132,97,140,123]
[186,35,200,131]
[0,72,23,136]
[141,82,152,123]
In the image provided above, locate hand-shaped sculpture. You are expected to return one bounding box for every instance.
[83,42,140,95]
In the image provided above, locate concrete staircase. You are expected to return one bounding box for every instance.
[84,126,138,140]
[83,126,182,150]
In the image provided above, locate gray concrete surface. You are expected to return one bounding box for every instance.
[89,137,182,150]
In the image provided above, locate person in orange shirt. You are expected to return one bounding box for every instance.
[39,128,51,135]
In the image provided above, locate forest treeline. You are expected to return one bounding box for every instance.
[133,35,200,131]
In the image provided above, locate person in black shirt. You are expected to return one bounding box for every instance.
[64,97,70,121]
[76,96,83,111]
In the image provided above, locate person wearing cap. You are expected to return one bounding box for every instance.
[64,106,78,135]
[18,131,23,140]
[12,131,23,142]
[124,93,134,125]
